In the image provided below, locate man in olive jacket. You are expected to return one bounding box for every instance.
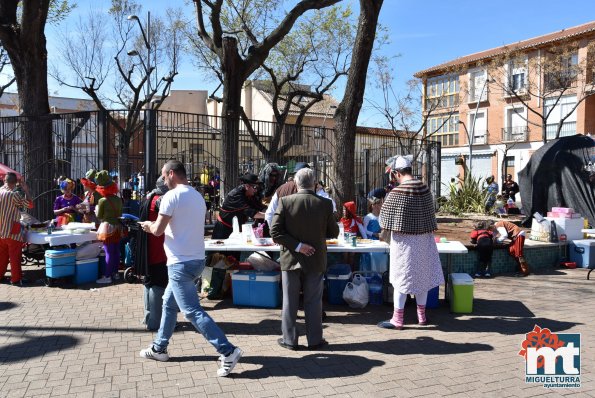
[271,168,339,350]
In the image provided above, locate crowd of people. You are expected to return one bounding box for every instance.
[0,155,532,378]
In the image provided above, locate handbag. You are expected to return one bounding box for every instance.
[342,274,369,308]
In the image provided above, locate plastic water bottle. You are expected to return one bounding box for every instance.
[337,223,344,244]
[368,273,383,305]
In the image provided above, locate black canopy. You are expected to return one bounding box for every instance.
[519,134,595,226]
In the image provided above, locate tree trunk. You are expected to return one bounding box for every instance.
[333,0,383,207]
[2,7,53,219]
[220,37,245,196]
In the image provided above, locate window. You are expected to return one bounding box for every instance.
[468,69,488,102]
[468,111,487,144]
[172,141,178,149]
[426,75,459,110]
[544,95,577,139]
[503,106,528,141]
[511,73,525,91]
[506,57,528,94]
[190,143,203,155]
[428,113,459,147]
[545,52,578,90]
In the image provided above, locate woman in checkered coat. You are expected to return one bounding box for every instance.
[378,155,444,330]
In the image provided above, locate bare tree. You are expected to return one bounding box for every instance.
[188,0,341,195]
[368,56,461,161]
[0,0,74,217]
[333,0,383,205]
[487,40,595,143]
[51,0,181,186]
[235,5,353,165]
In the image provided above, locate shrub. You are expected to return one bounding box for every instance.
[440,174,489,215]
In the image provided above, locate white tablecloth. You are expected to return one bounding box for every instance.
[205,239,468,254]
[27,230,98,246]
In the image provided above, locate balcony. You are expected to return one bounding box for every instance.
[503,85,528,98]
[470,130,488,145]
[467,90,488,104]
[502,126,529,142]
[546,121,576,140]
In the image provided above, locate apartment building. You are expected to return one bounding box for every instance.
[415,21,595,192]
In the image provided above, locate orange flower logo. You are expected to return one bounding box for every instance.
[519,325,566,369]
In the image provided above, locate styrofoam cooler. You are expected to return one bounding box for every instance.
[75,258,99,285]
[545,217,584,241]
[231,270,281,308]
[326,264,352,305]
[569,239,595,269]
[449,273,474,313]
[45,248,76,278]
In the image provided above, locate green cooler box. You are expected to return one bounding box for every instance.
[449,273,474,313]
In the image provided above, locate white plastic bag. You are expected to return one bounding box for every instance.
[76,241,103,260]
[246,251,280,271]
[342,274,369,308]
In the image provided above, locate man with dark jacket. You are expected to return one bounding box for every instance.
[271,168,339,350]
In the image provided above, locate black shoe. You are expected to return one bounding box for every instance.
[10,278,28,286]
[277,338,298,351]
[308,339,328,350]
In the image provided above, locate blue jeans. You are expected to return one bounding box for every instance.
[153,259,235,356]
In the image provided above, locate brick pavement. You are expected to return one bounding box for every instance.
[0,266,593,398]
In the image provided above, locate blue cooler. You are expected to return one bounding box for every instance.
[45,249,76,278]
[361,272,383,305]
[326,264,352,305]
[569,239,595,268]
[75,258,99,285]
[231,270,281,308]
[425,286,440,308]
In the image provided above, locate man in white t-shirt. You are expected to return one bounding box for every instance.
[138,160,242,377]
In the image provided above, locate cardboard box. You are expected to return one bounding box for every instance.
[231,270,281,308]
[552,207,574,214]
[545,217,584,241]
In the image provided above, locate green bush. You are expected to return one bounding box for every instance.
[440,174,489,215]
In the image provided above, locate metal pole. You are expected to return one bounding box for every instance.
[469,77,490,173]
[147,11,151,97]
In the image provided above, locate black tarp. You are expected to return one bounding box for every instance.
[519,134,595,227]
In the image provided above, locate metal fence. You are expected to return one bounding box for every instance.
[0,109,440,220]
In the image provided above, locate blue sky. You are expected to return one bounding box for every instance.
[37,0,595,126]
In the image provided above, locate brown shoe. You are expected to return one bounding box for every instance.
[519,257,530,276]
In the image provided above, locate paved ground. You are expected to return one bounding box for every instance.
[0,265,593,398]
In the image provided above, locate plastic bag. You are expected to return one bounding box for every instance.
[246,251,280,271]
[76,241,103,260]
[342,274,369,308]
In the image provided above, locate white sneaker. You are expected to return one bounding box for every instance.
[139,345,169,362]
[217,347,243,377]
[96,276,112,284]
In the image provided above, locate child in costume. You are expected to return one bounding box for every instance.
[53,178,82,226]
[95,171,123,284]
